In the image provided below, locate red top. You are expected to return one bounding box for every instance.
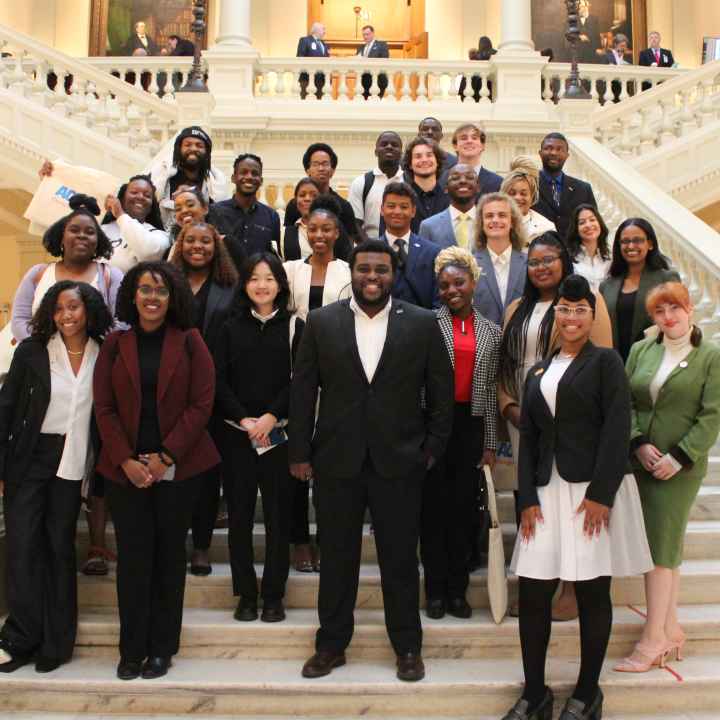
[452,314,475,403]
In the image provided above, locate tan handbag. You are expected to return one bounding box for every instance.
[483,465,508,624]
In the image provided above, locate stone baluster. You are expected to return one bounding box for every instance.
[694,273,716,327]
[286,69,300,101]
[321,65,334,102]
[369,71,380,101]
[678,89,697,134]
[258,71,270,98]
[114,96,131,143]
[398,69,411,102]
[457,72,467,103]
[5,51,28,92]
[147,69,160,98]
[479,69,491,103]
[638,106,658,154]
[658,97,676,145]
[274,184,287,213]
[337,70,349,102]
[699,77,716,126]
[541,68,554,104]
[415,71,428,103]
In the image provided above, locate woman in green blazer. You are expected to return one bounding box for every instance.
[599,218,679,362]
[615,281,720,674]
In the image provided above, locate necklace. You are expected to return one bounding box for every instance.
[558,351,576,359]
[67,348,85,356]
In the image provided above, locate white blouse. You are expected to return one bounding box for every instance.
[283,258,352,320]
[522,210,556,246]
[40,334,100,481]
[572,247,612,292]
[649,329,693,404]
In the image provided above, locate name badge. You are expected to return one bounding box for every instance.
[311,42,317,51]
[662,54,668,63]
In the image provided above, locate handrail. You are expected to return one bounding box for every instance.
[0,24,178,123]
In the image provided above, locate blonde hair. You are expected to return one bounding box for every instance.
[501,155,541,205]
[475,192,528,251]
[434,246,481,282]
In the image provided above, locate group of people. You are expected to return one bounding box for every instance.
[0,120,718,720]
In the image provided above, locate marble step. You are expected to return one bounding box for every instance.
[71,605,720,661]
[76,518,720,564]
[77,559,720,610]
[3,715,719,720]
[1,655,718,716]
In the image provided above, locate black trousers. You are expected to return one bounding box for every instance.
[107,475,200,662]
[1,451,81,661]
[316,456,424,656]
[191,466,221,551]
[420,404,483,599]
[222,427,293,603]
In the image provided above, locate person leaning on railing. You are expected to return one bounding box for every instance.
[615,281,720,673]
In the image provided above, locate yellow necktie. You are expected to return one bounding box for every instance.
[456,213,470,250]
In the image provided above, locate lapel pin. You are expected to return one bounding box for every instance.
[679,360,688,368]
[534,368,545,376]
[413,242,420,248]
[396,308,404,314]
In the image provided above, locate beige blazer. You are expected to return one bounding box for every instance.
[497,291,613,414]
[283,259,352,320]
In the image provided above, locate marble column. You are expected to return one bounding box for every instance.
[216,0,252,47]
[498,0,534,55]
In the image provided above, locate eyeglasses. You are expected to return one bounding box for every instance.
[619,237,647,246]
[555,305,592,318]
[527,255,561,268]
[137,285,170,299]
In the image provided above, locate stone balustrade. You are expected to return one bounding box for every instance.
[591,60,720,159]
[542,62,683,107]
[0,26,179,156]
[253,58,495,104]
[85,56,198,103]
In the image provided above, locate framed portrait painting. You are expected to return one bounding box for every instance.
[532,0,647,64]
[89,0,206,57]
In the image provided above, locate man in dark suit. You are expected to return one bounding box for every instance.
[289,239,453,682]
[533,132,597,241]
[126,21,158,56]
[576,0,601,63]
[358,24,389,99]
[380,181,440,309]
[439,124,502,197]
[601,33,632,66]
[639,32,675,68]
[296,22,330,99]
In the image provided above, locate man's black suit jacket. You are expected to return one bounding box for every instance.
[289,298,453,480]
[533,172,597,241]
[357,41,390,58]
[296,35,330,57]
[517,342,631,513]
[639,48,675,67]
[126,33,158,56]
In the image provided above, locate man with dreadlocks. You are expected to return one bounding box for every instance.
[148,126,229,228]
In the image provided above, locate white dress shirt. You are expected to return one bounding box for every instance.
[348,166,405,238]
[488,244,513,303]
[572,247,612,292]
[349,295,392,382]
[521,210,556,245]
[385,230,412,258]
[40,334,100,481]
[363,40,375,57]
[449,205,477,249]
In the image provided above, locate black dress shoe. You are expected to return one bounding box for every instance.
[301,650,346,678]
[141,656,172,679]
[559,689,603,720]
[447,596,472,618]
[0,640,34,674]
[425,597,446,619]
[35,656,62,673]
[233,598,258,622]
[396,652,425,682]
[261,601,286,623]
[501,687,554,720]
[189,563,212,576]
[116,658,142,681]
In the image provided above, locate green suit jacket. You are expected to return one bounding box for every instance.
[600,267,680,350]
[626,335,720,481]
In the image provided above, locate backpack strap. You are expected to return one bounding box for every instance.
[361,170,375,207]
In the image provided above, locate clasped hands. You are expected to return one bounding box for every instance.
[240,413,277,449]
[635,443,680,480]
[520,497,610,543]
[121,452,173,489]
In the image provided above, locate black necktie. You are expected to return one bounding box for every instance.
[394,238,407,268]
[551,180,561,208]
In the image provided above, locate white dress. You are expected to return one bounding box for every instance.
[510,354,654,581]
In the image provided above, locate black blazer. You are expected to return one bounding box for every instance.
[518,341,631,512]
[639,48,675,67]
[201,282,235,354]
[357,40,389,58]
[0,338,97,493]
[289,298,453,480]
[601,49,633,65]
[533,173,597,240]
[296,35,330,57]
[126,33,158,56]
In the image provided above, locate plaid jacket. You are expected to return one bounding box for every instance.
[436,305,501,450]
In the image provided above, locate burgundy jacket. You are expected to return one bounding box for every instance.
[93,325,219,484]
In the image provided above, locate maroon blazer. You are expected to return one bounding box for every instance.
[93,325,220,485]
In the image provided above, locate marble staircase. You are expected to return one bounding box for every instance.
[1,445,720,719]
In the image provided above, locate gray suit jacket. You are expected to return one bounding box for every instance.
[472,248,527,327]
[418,209,458,250]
